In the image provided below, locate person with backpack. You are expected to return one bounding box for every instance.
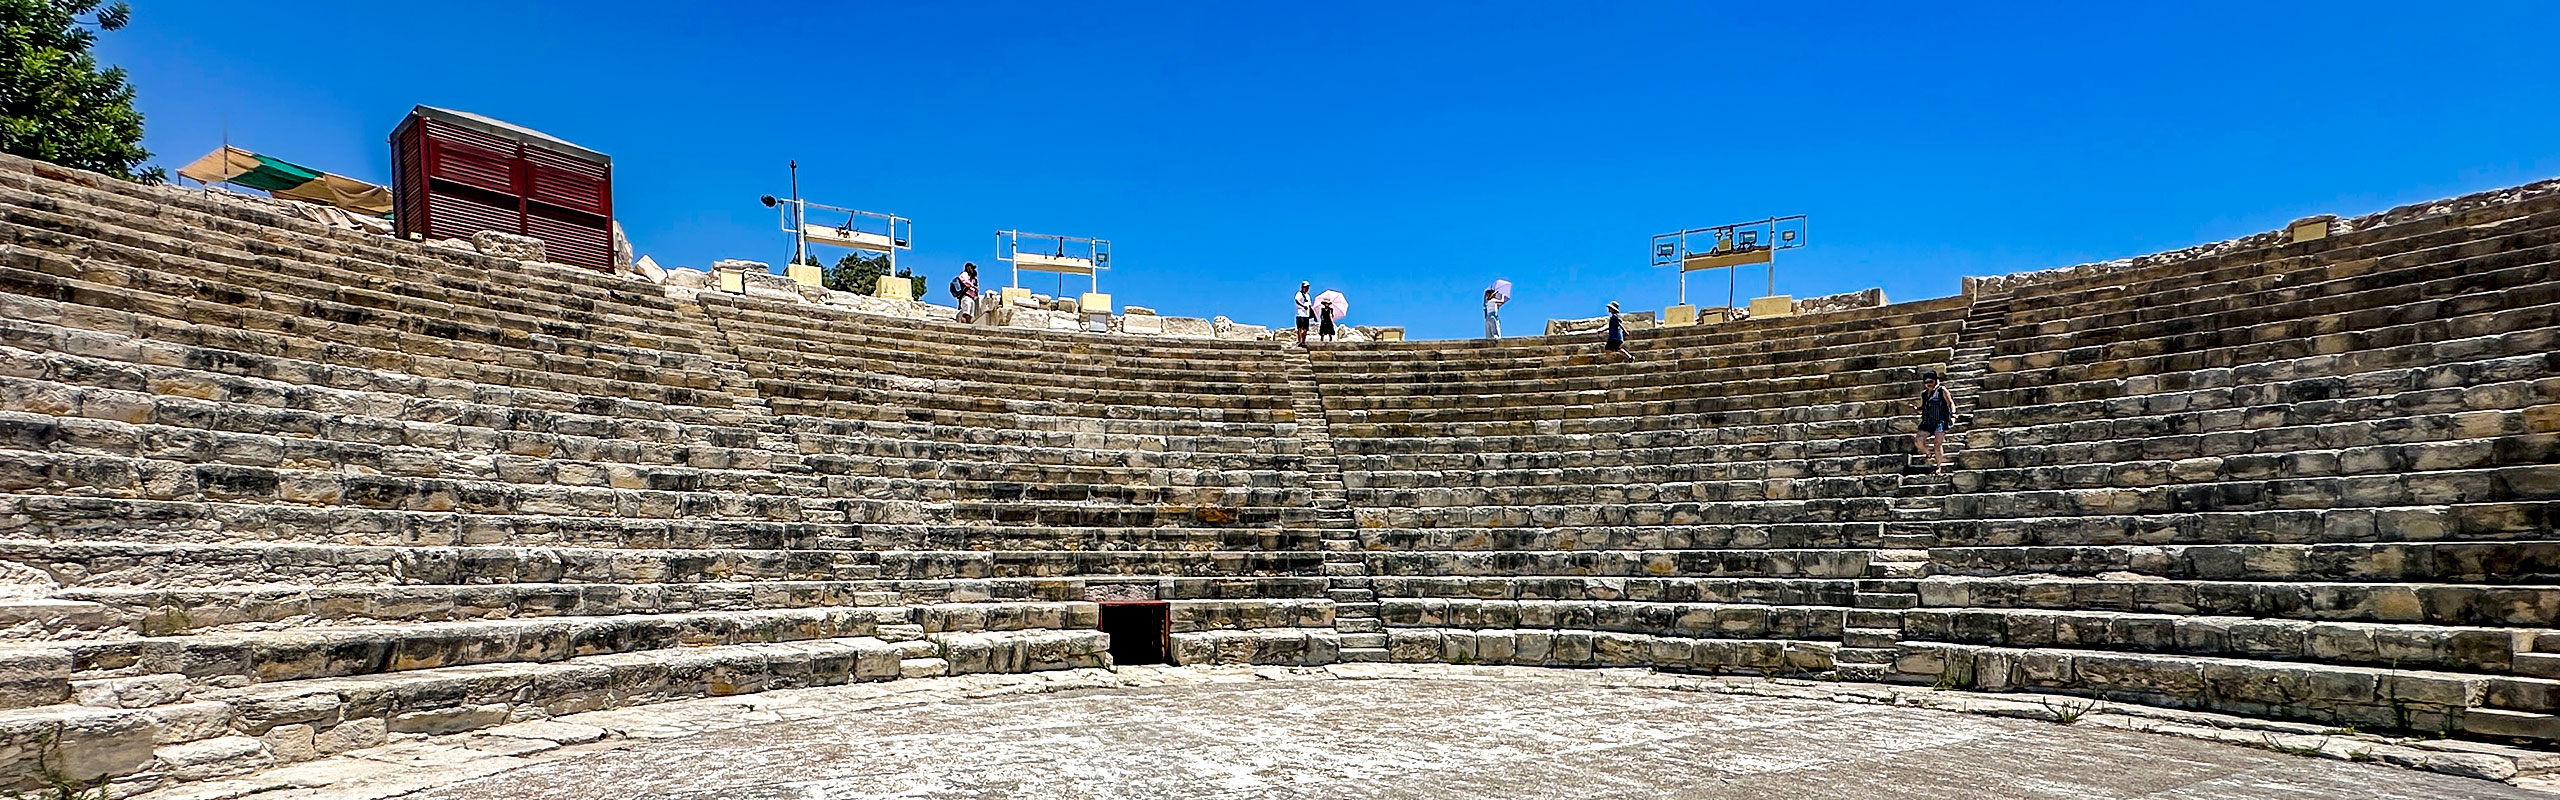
[951,262,980,323]
[1913,371,1958,473]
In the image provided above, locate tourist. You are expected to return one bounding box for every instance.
[1318,298,1337,343]
[1913,370,1957,473]
[1294,281,1314,347]
[1483,288,1505,339]
[952,262,981,323]
[1603,301,1629,361]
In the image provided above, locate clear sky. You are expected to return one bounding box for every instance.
[103,2,2560,339]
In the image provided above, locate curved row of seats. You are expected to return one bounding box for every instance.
[0,155,1288,794]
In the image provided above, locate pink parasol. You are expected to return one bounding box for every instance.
[1490,279,1512,302]
[1315,289,1349,321]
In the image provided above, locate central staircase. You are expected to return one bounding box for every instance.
[1285,349,1382,662]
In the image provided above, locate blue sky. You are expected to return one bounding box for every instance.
[105,2,2560,339]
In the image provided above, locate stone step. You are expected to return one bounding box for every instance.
[1834,663,1893,682]
[1853,593,1920,610]
[2466,708,2560,740]
[1841,628,1902,649]
[1334,618,1383,634]
[1339,633,1387,649]
[1833,647,1900,665]
[1338,647,1390,663]
[2516,652,2560,679]
[1865,562,1929,579]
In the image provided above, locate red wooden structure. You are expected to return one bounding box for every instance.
[391,106,614,270]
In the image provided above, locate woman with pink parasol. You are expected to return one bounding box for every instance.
[1484,279,1512,339]
[1314,289,1348,342]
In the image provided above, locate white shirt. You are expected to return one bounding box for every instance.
[1296,290,1313,317]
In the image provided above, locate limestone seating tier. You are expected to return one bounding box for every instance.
[1984,248,2560,390]
[1921,537,2556,582]
[782,416,1297,459]
[0,266,747,416]
[1320,355,1955,418]
[703,302,1296,380]
[1168,599,1333,633]
[1966,356,2557,458]
[0,172,732,352]
[1894,607,2534,674]
[1922,502,2554,549]
[1377,598,1848,641]
[0,229,738,405]
[1368,575,1859,606]
[696,293,1282,355]
[1306,318,1964,388]
[2002,190,2560,328]
[1332,297,1969,355]
[1168,629,1343,666]
[1995,184,2560,320]
[0,494,1331,555]
[733,346,1289,401]
[1353,471,1908,504]
[1376,628,1837,675]
[1361,549,1874,580]
[1358,524,1879,552]
[1915,576,2558,629]
[0,541,1328,593]
[1980,313,2558,426]
[2004,227,2560,354]
[761,395,1294,437]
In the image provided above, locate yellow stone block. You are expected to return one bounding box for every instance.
[873,275,912,300]
[1748,295,1795,319]
[2288,218,2331,243]
[786,263,823,287]
[1079,292,1113,314]
[1661,304,1697,327]
[1002,287,1033,307]
[1375,330,1404,341]
[716,270,745,294]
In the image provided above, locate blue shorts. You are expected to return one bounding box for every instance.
[1919,418,1951,434]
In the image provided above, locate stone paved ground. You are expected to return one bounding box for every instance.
[346,671,2542,800]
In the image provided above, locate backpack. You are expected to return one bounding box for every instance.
[948,276,966,298]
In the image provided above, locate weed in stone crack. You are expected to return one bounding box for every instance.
[2262,732,2330,758]
[2347,748,2377,763]
[3,727,112,800]
[2039,697,2095,724]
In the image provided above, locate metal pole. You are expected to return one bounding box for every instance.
[1728,265,1736,312]
[788,161,806,269]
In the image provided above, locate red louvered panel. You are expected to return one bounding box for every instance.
[526,210,610,269]
[425,191,522,242]
[424,118,516,153]
[522,144,605,178]
[525,164,608,215]
[427,139,519,195]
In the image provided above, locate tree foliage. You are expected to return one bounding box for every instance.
[0,0,157,182]
[820,250,925,300]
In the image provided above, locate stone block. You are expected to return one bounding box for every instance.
[470,231,546,261]
[873,275,912,299]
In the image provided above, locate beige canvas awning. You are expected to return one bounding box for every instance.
[176,145,393,217]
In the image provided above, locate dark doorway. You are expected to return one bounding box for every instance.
[1098,601,1170,665]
